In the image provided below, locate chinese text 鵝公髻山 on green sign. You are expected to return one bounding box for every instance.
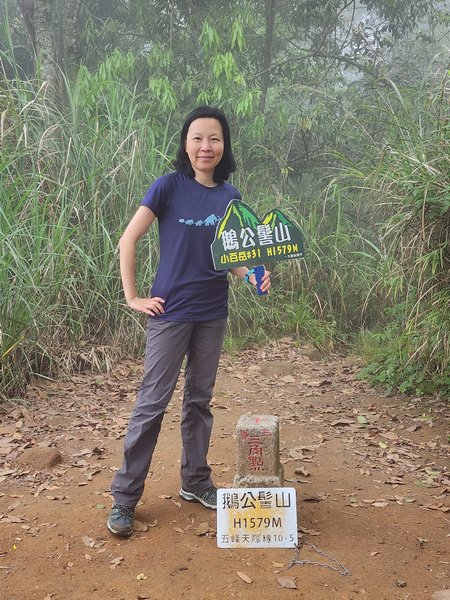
[211,200,304,270]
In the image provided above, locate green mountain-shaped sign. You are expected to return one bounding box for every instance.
[211,200,304,270]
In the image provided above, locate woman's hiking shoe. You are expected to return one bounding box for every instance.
[179,485,217,510]
[107,503,135,537]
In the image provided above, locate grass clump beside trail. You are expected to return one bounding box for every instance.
[1,55,449,398]
[341,76,450,397]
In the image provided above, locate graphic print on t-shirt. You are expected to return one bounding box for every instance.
[178,214,221,227]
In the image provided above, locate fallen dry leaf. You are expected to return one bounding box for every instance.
[237,571,252,584]
[309,379,332,387]
[173,527,184,533]
[1,515,25,523]
[277,576,297,589]
[417,537,429,548]
[420,503,450,513]
[288,448,305,460]
[331,419,354,427]
[294,466,310,477]
[81,536,95,548]
[298,527,321,536]
[406,424,420,432]
[133,520,148,532]
[109,556,124,569]
[196,522,210,536]
[6,496,21,509]
[34,483,49,497]
[72,449,92,457]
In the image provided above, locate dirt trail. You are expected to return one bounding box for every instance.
[0,338,449,600]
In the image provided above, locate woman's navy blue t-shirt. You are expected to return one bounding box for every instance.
[141,171,241,321]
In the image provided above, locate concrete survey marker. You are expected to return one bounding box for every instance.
[234,414,284,487]
[217,487,298,548]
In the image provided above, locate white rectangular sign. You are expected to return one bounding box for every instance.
[217,487,298,548]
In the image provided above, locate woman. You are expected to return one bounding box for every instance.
[108,106,270,537]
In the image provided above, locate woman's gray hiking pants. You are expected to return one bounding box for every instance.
[111,318,227,507]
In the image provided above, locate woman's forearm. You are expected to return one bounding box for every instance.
[118,206,157,303]
[119,236,138,302]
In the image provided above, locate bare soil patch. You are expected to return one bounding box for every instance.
[1,338,449,600]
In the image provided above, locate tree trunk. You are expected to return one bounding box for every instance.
[18,0,36,54]
[62,0,81,78]
[34,0,59,91]
[259,0,276,113]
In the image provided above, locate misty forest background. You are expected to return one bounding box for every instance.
[0,0,449,399]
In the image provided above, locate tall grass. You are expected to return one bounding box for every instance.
[334,74,450,395]
[1,56,174,395]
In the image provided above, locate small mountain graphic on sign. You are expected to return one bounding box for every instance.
[216,202,260,238]
[263,209,296,229]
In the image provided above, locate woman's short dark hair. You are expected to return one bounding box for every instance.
[174,106,236,182]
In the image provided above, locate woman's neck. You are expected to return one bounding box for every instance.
[194,172,217,187]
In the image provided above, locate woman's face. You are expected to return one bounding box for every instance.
[185,118,224,181]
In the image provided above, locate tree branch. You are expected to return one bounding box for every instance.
[254,49,372,78]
